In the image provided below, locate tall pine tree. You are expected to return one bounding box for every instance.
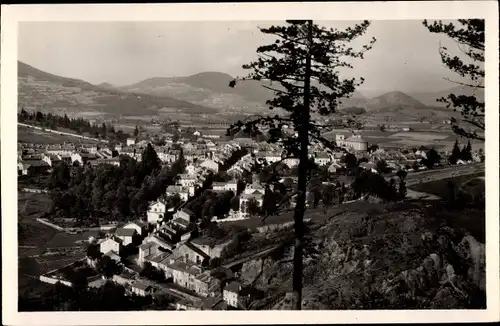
[449,139,461,164]
[227,20,375,309]
[460,139,473,162]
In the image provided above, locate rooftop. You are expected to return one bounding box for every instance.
[224,281,243,293]
[115,228,137,237]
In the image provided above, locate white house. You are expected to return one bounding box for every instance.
[71,153,83,165]
[41,154,61,167]
[185,164,199,176]
[147,201,166,224]
[328,162,343,173]
[115,228,137,246]
[314,152,332,166]
[126,138,136,146]
[224,181,238,192]
[123,221,146,236]
[223,281,243,307]
[99,237,121,255]
[178,174,197,187]
[264,153,282,164]
[173,209,194,224]
[212,182,227,192]
[171,209,194,230]
[283,158,299,168]
[244,182,265,195]
[130,281,157,297]
[200,159,219,173]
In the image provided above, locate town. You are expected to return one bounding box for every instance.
[18,107,485,310]
[13,17,488,313]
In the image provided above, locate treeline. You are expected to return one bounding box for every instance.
[448,139,480,164]
[47,144,186,225]
[18,109,130,143]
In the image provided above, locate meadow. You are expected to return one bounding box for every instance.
[18,125,99,144]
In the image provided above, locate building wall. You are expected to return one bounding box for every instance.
[177,245,206,264]
[191,240,233,259]
[123,223,143,236]
[100,239,120,254]
[117,235,133,246]
[147,212,163,224]
[223,290,238,307]
[131,287,146,296]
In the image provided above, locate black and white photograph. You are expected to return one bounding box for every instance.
[2,1,499,324]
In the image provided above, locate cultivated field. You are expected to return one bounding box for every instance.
[18,191,89,296]
[18,125,99,144]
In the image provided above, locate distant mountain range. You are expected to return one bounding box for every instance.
[18,61,216,117]
[18,61,479,122]
[121,71,434,115]
[408,86,485,107]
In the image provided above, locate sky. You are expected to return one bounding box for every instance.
[18,20,467,97]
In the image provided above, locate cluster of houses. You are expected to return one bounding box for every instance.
[77,204,260,309]
[27,126,485,309]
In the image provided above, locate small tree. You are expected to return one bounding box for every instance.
[246,198,262,216]
[460,139,473,162]
[98,255,121,279]
[396,169,407,181]
[321,184,335,217]
[398,179,407,199]
[422,148,441,169]
[134,125,139,137]
[86,243,102,260]
[230,196,240,212]
[375,159,389,174]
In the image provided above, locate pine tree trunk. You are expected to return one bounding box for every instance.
[292,20,313,311]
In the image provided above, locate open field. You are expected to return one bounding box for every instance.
[18,125,99,144]
[323,128,484,151]
[389,132,450,140]
[18,190,89,296]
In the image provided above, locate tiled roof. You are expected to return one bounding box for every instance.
[224,281,243,293]
[115,228,136,237]
[131,281,151,291]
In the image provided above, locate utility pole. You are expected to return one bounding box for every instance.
[292,19,313,311]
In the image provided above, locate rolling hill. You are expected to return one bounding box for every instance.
[17,61,216,118]
[367,91,428,112]
[121,72,275,114]
[122,72,375,115]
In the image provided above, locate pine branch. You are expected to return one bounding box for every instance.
[442,77,484,89]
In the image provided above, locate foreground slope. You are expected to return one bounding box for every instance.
[240,200,485,310]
